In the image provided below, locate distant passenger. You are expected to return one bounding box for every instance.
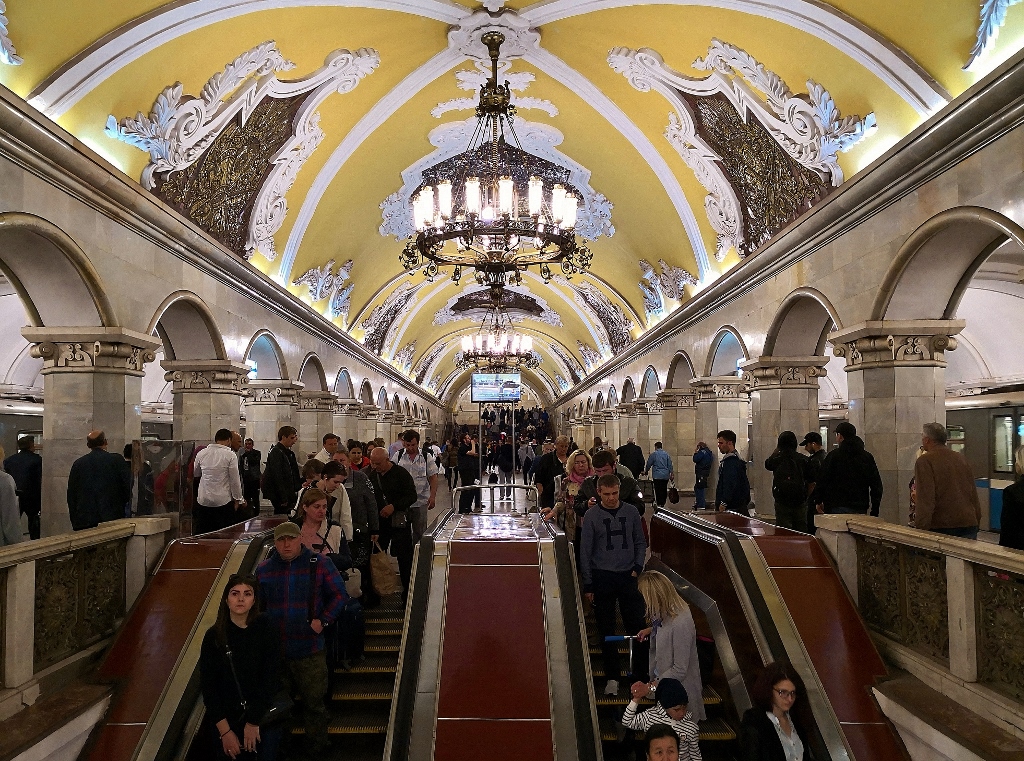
[391,430,438,541]
[589,436,605,458]
[4,435,41,539]
[739,661,808,761]
[313,433,340,464]
[623,679,701,760]
[239,439,262,515]
[581,474,648,697]
[1000,445,1024,551]
[691,442,713,510]
[456,432,482,514]
[618,437,646,480]
[367,447,417,600]
[262,426,301,515]
[714,430,750,515]
[914,422,981,539]
[67,430,131,530]
[800,432,825,531]
[810,422,882,518]
[0,447,24,546]
[192,429,246,534]
[643,442,674,509]
[535,435,571,512]
[257,522,347,759]
[633,570,705,721]
[764,431,810,533]
[199,573,282,761]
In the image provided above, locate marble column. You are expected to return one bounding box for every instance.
[831,321,963,524]
[656,389,697,479]
[634,399,663,464]
[243,381,302,466]
[617,404,639,451]
[332,401,362,445]
[295,391,337,461]
[357,406,379,443]
[604,409,621,450]
[691,377,751,502]
[22,327,160,536]
[376,411,395,442]
[741,357,828,519]
[581,417,595,450]
[162,360,249,443]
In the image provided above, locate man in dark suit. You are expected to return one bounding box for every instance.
[4,436,42,539]
[616,437,645,479]
[263,426,302,514]
[67,430,131,530]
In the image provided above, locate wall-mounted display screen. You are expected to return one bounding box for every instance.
[471,372,521,403]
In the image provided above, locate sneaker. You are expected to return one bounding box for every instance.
[604,679,619,696]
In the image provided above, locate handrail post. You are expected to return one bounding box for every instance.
[4,560,35,689]
[945,555,978,683]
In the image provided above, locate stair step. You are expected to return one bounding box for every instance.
[589,645,630,655]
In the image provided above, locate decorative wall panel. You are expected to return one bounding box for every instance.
[976,566,1024,701]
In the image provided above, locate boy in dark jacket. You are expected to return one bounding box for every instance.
[692,443,713,509]
[765,431,810,532]
[811,422,883,516]
[714,430,750,514]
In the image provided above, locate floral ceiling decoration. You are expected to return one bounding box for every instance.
[359,280,425,356]
[557,277,636,355]
[106,41,379,260]
[293,259,355,325]
[0,1,20,66]
[639,258,700,318]
[577,341,604,371]
[966,0,1024,69]
[432,284,561,327]
[393,340,417,374]
[550,343,585,384]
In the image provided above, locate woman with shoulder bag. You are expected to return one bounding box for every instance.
[334,450,380,608]
[199,574,283,760]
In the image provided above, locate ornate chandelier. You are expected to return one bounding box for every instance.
[456,305,539,372]
[399,31,593,287]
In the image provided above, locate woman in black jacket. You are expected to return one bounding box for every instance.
[740,661,809,761]
[199,574,282,760]
[1000,446,1024,551]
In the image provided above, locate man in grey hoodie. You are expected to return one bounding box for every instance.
[581,473,648,697]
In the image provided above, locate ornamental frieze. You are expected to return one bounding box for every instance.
[829,322,964,369]
[31,340,157,376]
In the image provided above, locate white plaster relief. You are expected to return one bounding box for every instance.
[292,259,355,324]
[0,1,21,66]
[610,41,875,259]
[965,0,1024,69]
[578,341,604,370]
[431,62,558,117]
[393,340,416,373]
[640,258,699,317]
[431,284,563,327]
[106,42,380,260]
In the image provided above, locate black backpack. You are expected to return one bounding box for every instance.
[772,452,805,505]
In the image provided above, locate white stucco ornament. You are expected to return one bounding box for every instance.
[292,259,354,323]
[432,63,557,118]
[105,41,379,260]
[448,9,539,61]
[0,1,21,65]
[966,0,1023,69]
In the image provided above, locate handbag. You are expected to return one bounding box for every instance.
[668,479,680,505]
[370,540,400,596]
[223,645,293,727]
[391,510,409,529]
[343,567,362,598]
[349,533,372,567]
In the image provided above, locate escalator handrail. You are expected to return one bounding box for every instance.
[652,509,848,761]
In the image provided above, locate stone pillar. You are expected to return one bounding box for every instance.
[692,377,750,501]
[162,360,249,443]
[604,409,621,450]
[390,415,407,444]
[657,389,696,478]
[742,357,828,518]
[358,406,379,443]
[376,411,395,442]
[22,327,160,536]
[831,321,963,524]
[332,401,362,445]
[617,404,638,451]
[581,416,595,450]
[295,391,337,461]
[634,398,663,463]
[243,381,302,466]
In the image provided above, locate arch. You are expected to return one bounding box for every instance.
[608,385,619,408]
[0,212,117,327]
[403,399,411,417]
[147,290,227,361]
[377,387,389,410]
[586,397,594,415]
[621,377,636,403]
[764,288,842,357]
[666,351,696,388]
[705,327,749,376]
[359,379,374,405]
[595,391,605,411]
[244,330,287,380]
[872,207,1024,321]
[334,368,355,399]
[393,393,401,414]
[640,366,661,398]
[297,353,328,391]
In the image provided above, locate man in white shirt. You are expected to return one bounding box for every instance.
[313,433,340,464]
[192,428,245,534]
[391,429,438,543]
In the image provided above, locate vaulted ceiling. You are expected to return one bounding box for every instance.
[2,0,1022,405]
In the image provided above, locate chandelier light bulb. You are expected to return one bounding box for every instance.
[511,335,521,353]
[498,177,514,215]
[462,336,472,352]
[490,333,498,352]
[481,205,495,222]
[475,334,482,351]
[564,196,578,228]
[437,180,453,219]
[551,185,566,224]
[528,177,543,216]
[465,178,481,215]
[523,335,533,352]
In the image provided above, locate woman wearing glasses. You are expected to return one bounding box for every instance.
[740,661,808,760]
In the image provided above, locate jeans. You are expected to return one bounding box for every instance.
[283,651,330,755]
[498,467,513,499]
[193,501,236,534]
[591,569,649,681]
[378,520,413,594]
[694,487,706,509]
[774,500,807,533]
[931,525,979,540]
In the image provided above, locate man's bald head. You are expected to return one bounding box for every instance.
[87,430,107,449]
[369,447,392,474]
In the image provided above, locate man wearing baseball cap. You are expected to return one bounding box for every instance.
[801,432,826,530]
[257,521,348,757]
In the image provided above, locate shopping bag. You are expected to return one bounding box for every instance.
[370,541,399,596]
[668,479,680,504]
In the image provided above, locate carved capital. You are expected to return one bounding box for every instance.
[656,389,697,408]
[829,321,964,370]
[244,379,303,405]
[334,402,362,416]
[162,360,250,394]
[690,376,750,402]
[297,391,338,412]
[616,403,638,417]
[740,356,828,389]
[24,328,160,377]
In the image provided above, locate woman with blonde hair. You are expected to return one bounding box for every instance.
[632,570,705,721]
[544,449,593,538]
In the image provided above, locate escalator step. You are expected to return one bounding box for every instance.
[332,691,394,701]
[340,658,397,674]
[364,643,400,653]
[366,626,403,636]
[589,645,630,655]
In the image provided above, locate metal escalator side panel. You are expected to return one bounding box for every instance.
[133,537,259,761]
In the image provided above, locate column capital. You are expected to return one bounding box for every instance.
[162,360,250,394]
[740,356,828,389]
[616,403,638,416]
[378,410,395,423]
[634,397,662,413]
[297,390,337,412]
[603,408,621,420]
[23,327,160,377]
[691,375,750,401]
[245,379,303,405]
[335,400,362,415]
[829,320,965,370]
[656,388,696,408]
[358,405,380,419]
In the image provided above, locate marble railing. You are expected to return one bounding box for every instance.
[816,515,1024,738]
[0,518,172,720]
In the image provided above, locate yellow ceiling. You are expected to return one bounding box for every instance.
[2,0,1023,402]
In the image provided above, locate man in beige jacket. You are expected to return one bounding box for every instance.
[914,423,982,539]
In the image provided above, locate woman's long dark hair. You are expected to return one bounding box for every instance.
[214,573,260,646]
[749,660,807,712]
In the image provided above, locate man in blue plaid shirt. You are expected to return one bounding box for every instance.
[257,521,347,756]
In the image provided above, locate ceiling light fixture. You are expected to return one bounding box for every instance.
[456,305,539,372]
[399,31,593,289]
